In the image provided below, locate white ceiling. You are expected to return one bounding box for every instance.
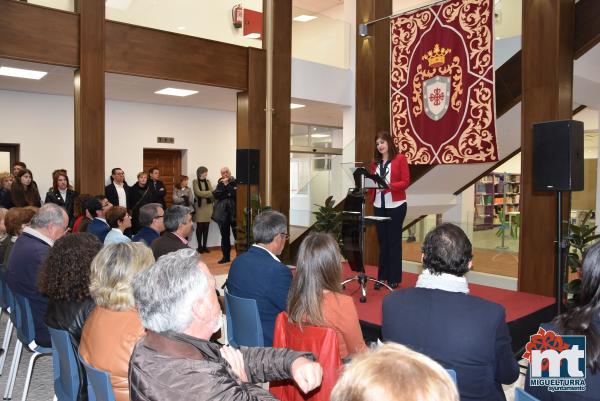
[293,0,343,14]
[0,57,344,126]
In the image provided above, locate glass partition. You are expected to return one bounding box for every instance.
[292,6,350,69]
[105,0,263,48]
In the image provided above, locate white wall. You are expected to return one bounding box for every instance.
[0,89,237,247]
[0,90,74,193]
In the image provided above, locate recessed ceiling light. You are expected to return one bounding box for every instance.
[290,103,305,109]
[105,0,132,10]
[0,66,47,80]
[293,15,317,22]
[155,88,198,97]
[244,33,261,39]
[177,26,186,31]
[311,134,330,138]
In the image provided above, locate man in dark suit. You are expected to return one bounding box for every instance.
[7,203,69,347]
[132,203,165,246]
[382,223,519,401]
[105,167,130,209]
[150,205,193,259]
[148,167,166,208]
[226,210,292,346]
[85,196,112,243]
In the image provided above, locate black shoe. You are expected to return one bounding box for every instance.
[389,282,400,289]
[203,247,210,253]
[197,248,205,254]
[218,258,230,264]
[374,282,382,290]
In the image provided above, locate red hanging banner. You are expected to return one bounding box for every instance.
[390,0,498,165]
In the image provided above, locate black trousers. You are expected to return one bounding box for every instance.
[374,202,407,284]
[196,222,210,249]
[219,220,237,259]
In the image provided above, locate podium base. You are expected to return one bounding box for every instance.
[341,273,392,303]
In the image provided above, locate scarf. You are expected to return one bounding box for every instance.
[415,268,469,294]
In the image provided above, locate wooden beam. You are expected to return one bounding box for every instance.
[236,48,267,239]
[105,21,249,90]
[74,0,105,195]
[519,0,574,297]
[574,0,600,59]
[0,0,78,67]
[356,0,392,266]
[269,0,292,217]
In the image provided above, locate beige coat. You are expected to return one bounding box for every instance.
[193,178,214,222]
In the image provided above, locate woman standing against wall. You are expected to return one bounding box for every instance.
[10,168,41,208]
[371,131,410,289]
[193,166,214,254]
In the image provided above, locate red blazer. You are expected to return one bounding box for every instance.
[370,154,410,203]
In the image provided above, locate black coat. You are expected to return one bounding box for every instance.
[129,184,152,233]
[382,287,520,401]
[104,182,130,209]
[148,179,166,208]
[212,178,237,225]
[45,189,79,227]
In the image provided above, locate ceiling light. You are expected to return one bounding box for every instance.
[293,15,317,22]
[0,66,47,80]
[244,33,261,39]
[177,26,186,31]
[290,103,305,109]
[155,88,198,97]
[311,134,330,138]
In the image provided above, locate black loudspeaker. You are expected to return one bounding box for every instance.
[533,120,584,191]
[236,149,260,185]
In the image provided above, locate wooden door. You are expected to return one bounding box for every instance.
[143,149,182,208]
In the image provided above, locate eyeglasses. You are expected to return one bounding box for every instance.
[280,233,290,240]
[154,215,164,219]
[101,202,111,208]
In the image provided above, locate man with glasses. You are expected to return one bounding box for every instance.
[6,203,69,347]
[226,210,292,346]
[132,203,165,246]
[85,195,113,243]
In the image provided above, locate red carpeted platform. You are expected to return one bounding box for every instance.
[342,264,555,326]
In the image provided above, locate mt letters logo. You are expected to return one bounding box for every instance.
[523,327,586,392]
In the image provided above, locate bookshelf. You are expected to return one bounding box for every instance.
[474,172,520,230]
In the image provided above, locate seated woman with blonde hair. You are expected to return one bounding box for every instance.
[79,242,154,401]
[331,343,459,401]
[287,232,367,359]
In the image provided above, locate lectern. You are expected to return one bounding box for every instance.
[340,163,392,303]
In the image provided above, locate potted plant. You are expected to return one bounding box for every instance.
[313,196,343,250]
[565,210,600,306]
[236,194,271,253]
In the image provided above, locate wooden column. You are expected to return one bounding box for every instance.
[74,0,105,195]
[518,0,574,296]
[237,48,267,242]
[269,0,292,218]
[356,0,392,265]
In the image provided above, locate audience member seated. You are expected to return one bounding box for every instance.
[0,172,13,208]
[227,210,292,346]
[525,240,600,400]
[85,196,112,242]
[288,232,366,359]
[105,168,130,209]
[40,232,102,401]
[382,223,519,401]
[0,207,36,266]
[104,206,132,245]
[10,168,41,208]
[45,171,79,227]
[131,203,164,246]
[129,248,323,401]
[72,193,92,233]
[150,205,193,259]
[6,204,69,347]
[80,242,154,401]
[331,343,459,401]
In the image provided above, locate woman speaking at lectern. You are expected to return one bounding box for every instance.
[371,131,410,289]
